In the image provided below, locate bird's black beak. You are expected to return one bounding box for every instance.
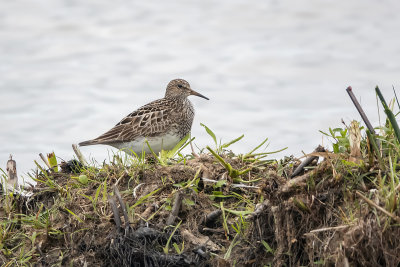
[189,89,209,100]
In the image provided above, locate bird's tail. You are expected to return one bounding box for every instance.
[78,140,98,146]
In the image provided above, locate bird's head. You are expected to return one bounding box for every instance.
[165,79,209,100]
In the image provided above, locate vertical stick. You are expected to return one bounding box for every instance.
[346,86,375,135]
[346,86,380,149]
[72,144,88,165]
[39,153,52,169]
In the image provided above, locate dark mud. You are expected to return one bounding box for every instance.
[1,151,400,266]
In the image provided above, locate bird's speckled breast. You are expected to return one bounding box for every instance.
[177,99,195,138]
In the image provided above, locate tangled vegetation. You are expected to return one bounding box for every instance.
[1,87,400,266]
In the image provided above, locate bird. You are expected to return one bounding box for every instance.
[79,79,209,156]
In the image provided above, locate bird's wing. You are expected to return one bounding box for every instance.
[79,98,176,146]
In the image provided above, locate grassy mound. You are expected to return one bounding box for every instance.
[2,88,400,266]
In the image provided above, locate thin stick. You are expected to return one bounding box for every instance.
[305,225,352,235]
[356,191,400,224]
[190,140,200,158]
[231,184,260,189]
[72,144,88,165]
[113,186,129,228]
[39,153,52,169]
[133,183,144,198]
[346,86,376,135]
[166,192,182,226]
[108,196,122,230]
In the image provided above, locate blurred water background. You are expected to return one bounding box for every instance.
[1,0,400,180]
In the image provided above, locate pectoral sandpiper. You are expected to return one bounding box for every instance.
[79,79,209,155]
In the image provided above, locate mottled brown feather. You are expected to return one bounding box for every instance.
[79,78,208,148]
[79,98,177,146]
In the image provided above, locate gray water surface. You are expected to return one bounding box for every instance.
[1,0,400,178]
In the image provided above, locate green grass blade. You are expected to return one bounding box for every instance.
[64,208,83,223]
[163,220,182,254]
[224,233,239,259]
[167,134,194,157]
[200,123,217,146]
[376,86,389,110]
[366,130,384,169]
[145,140,162,164]
[132,188,161,208]
[222,134,244,149]
[384,109,400,144]
[261,240,274,254]
[47,152,58,172]
[393,86,400,110]
[244,138,269,158]
[220,202,229,238]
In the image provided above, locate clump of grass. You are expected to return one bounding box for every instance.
[2,88,400,267]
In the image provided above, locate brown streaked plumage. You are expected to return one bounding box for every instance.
[79,79,209,155]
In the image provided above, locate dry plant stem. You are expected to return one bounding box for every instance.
[346,86,381,149]
[114,173,125,187]
[231,184,259,189]
[181,229,220,252]
[291,145,325,177]
[190,140,200,158]
[304,225,352,235]
[346,86,376,135]
[108,196,122,230]
[202,177,218,184]
[113,186,129,228]
[39,153,52,170]
[72,144,88,165]
[246,199,270,220]
[133,183,144,198]
[6,155,18,187]
[166,192,182,226]
[140,204,156,221]
[271,205,285,266]
[356,191,400,223]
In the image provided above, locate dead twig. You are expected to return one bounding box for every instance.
[346,86,380,148]
[304,225,352,235]
[181,229,220,252]
[133,183,144,198]
[231,184,260,189]
[72,144,88,165]
[39,153,52,170]
[140,204,157,221]
[246,199,270,220]
[271,205,285,266]
[108,196,122,230]
[190,140,200,158]
[113,186,129,228]
[166,192,182,226]
[356,191,400,223]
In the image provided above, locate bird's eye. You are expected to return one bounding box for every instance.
[178,84,183,88]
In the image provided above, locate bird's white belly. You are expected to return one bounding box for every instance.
[111,132,182,156]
